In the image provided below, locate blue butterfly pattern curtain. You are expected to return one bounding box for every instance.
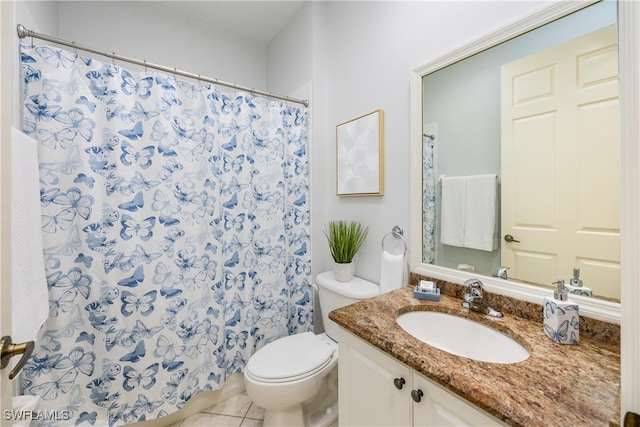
[422,135,436,264]
[20,43,311,425]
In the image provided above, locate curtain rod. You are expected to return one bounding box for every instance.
[16,24,309,108]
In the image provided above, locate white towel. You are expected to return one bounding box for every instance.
[440,176,466,247]
[463,174,498,251]
[380,251,405,294]
[11,127,48,344]
[12,396,40,427]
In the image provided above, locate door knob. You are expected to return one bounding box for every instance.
[0,336,34,380]
[504,234,520,243]
[624,411,640,427]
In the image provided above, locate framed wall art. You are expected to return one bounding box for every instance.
[336,109,384,196]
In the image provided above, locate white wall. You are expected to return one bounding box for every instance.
[55,1,267,89]
[267,2,313,97]
[16,1,58,34]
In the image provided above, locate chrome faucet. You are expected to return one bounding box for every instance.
[493,266,509,280]
[461,279,503,318]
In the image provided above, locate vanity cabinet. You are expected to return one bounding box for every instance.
[338,328,505,427]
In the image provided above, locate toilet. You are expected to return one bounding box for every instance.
[244,271,379,427]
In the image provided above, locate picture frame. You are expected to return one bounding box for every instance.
[336,109,384,196]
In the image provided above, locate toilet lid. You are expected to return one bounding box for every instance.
[246,332,335,381]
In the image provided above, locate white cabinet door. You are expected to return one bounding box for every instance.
[338,329,412,427]
[412,372,504,427]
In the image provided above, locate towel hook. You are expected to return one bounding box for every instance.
[382,225,407,256]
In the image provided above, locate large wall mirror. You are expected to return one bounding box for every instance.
[410,0,622,322]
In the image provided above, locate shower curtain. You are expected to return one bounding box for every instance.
[20,43,311,426]
[423,135,436,264]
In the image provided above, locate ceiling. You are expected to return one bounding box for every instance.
[155,1,308,45]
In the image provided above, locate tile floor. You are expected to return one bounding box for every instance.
[169,392,265,427]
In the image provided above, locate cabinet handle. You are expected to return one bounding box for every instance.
[393,377,406,390]
[411,389,424,403]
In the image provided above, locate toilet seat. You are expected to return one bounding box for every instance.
[245,332,336,383]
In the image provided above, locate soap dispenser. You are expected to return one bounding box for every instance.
[565,268,593,297]
[570,268,583,288]
[543,280,579,345]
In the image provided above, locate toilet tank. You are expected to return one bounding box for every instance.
[316,271,379,341]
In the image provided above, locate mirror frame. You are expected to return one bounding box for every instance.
[409,0,622,324]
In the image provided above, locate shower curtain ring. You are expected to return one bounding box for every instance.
[144,60,147,74]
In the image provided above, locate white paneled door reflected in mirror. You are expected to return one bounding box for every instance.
[420,1,620,302]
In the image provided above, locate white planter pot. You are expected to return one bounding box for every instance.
[333,261,354,282]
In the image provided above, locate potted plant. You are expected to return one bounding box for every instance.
[324,220,369,282]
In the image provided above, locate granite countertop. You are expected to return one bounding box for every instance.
[328,284,620,427]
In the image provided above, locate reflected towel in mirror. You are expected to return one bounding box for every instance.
[464,174,498,251]
[440,174,498,252]
[440,176,466,247]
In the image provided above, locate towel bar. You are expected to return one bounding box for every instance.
[382,225,407,256]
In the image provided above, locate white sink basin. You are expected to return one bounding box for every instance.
[396,311,530,364]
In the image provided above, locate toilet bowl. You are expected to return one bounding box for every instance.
[243,272,379,427]
[245,332,338,427]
